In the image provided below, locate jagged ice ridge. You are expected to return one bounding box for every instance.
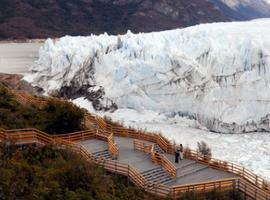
[25,19,270,134]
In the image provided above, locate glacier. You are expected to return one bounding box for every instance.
[25,19,270,134]
[23,19,270,180]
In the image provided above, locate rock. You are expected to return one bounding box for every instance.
[0,73,43,95]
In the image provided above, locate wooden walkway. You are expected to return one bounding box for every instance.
[1,87,269,199]
[80,136,236,186]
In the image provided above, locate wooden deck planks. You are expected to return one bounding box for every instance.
[79,139,108,153]
[80,136,237,186]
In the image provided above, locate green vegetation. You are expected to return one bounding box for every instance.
[0,85,84,134]
[0,143,157,200]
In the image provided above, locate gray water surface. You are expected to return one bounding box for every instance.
[0,42,42,74]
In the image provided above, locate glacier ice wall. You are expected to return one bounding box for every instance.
[26,19,270,133]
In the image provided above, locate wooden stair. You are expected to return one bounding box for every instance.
[141,167,175,185]
[154,144,165,154]
[92,149,116,160]
[177,162,208,179]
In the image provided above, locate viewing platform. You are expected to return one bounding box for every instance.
[79,137,236,186]
[0,88,269,199]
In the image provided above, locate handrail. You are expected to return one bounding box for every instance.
[108,133,119,159]
[183,149,270,192]
[150,145,177,177]
[2,86,269,198]
[171,178,239,198]
[161,154,177,177]
[237,179,270,200]
[134,139,153,154]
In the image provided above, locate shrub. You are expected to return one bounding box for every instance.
[43,100,85,134]
[0,85,85,134]
[0,143,157,200]
[197,141,212,158]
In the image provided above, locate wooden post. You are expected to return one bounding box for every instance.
[114,160,117,177]
[20,132,23,150]
[232,179,236,196]
[254,188,257,200]
[244,182,247,200]
[127,165,130,184]
[172,188,176,200]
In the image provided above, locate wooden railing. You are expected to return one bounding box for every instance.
[183,148,270,193]
[53,129,96,142]
[237,179,270,200]
[108,133,119,159]
[95,116,108,130]
[150,145,177,177]
[133,140,176,177]
[5,86,270,199]
[171,178,239,198]
[134,139,153,154]
[0,128,6,141]
[161,154,177,177]
[13,92,48,108]
[93,115,270,194]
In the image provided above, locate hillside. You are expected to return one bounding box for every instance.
[0,143,154,200]
[0,0,229,39]
[1,0,270,39]
[0,84,84,134]
[211,0,270,20]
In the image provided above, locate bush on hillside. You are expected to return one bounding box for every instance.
[43,100,85,134]
[0,143,156,200]
[0,85,85,134]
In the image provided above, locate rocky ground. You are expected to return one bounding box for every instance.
[0,73,42,94]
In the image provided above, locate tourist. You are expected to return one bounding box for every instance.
[179,144,184,160]
[175,148,180,163]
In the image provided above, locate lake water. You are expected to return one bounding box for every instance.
[0,42,42,74]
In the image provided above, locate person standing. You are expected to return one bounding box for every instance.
[179,144,184,160]
[175,148,180,163]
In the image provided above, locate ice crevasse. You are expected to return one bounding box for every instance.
[25,19,270,134]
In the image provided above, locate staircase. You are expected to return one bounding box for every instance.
[141,167,175,185]
[177,162,208,179]
[153,144,165,154]
[92,149,115,160]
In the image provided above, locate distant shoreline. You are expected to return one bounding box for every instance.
[0,39,46,44]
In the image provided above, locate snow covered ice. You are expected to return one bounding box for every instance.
[25,19,270,179]
[25,19,270,134]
